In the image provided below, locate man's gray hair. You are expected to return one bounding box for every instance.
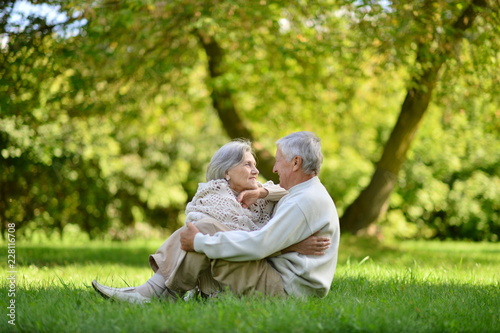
[206,139,253,181]
[276,131,323,175]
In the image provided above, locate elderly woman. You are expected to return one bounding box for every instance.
[92,139,330,303]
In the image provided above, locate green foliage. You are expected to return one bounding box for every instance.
[1,0,499,240]
[1,0,227,238]
[392,102,500,241]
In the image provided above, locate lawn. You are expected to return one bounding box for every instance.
[1,234,499,332]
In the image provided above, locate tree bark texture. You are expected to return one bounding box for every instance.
[195,30,279,183]
[341,0,488,234]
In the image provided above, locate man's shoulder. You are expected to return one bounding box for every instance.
[301,178,332,198]
[284,179,332,207]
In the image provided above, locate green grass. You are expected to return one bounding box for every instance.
[1,235,499,332]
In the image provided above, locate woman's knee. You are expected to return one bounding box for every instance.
[193,218,231,235]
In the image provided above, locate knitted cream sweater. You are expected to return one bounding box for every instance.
[185,179,282,231]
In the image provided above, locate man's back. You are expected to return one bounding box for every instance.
[269,176,340,297]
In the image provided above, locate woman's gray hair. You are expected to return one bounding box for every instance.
[206,139,254,181]
[276,131,323,175]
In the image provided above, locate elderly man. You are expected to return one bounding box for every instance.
[178,131,340,298]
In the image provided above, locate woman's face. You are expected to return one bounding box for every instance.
[226,151,259,193]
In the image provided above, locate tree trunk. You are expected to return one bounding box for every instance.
[195,30,279,183]
[340,0,488,234]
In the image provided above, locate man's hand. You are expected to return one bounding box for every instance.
[237,188,268,208]
[282,233,331,255]
[180,222,200,252]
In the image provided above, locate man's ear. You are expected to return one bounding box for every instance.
[292,156,303,171]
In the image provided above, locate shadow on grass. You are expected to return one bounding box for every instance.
[337,235,500,267]
[18,235,397,269]
[17,244,156,268]
[15,236,500,269]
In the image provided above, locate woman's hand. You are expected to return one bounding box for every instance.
[282,233,331,255]
[237,187,268,208]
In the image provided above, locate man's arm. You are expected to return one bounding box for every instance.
[281,233,331,255]
[180,222,331,256]
[181,201,313,261]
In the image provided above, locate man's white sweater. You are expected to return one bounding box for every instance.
[194,177,340,297]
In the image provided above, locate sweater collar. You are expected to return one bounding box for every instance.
[288,176,319,193]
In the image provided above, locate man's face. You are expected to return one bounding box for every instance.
[273,148,294,190]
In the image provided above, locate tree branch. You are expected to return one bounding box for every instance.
[340,0,490,234]
[195,29,279,182]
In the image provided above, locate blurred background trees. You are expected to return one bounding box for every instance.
[1,0,499,241]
